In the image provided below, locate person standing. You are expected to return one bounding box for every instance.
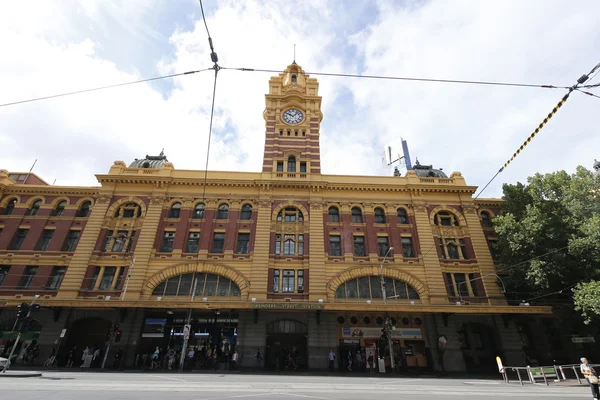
[328,349,335,372]
[151,346,160,370]
[231,349,239,370]
[254,349,263,368]
[581,357,600,400]
[347,350,353,371]
[367,352,374,374]
[167,348,176,370]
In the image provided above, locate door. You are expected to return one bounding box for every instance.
[265,320,308,370]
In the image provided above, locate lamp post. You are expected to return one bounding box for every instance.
[379,247,395,370]
[179,278,198,371]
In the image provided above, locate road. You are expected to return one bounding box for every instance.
[0,372,592,399]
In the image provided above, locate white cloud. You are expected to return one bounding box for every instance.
[0,0,599,197]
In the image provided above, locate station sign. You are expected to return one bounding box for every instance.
[251,303,324,310]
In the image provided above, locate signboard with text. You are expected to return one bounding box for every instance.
[341,327,422,339]
[251,303,324,310]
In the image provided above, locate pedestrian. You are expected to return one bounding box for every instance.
[231,349,239,370]
[356,351,363,372]
[367,353,374,374]
[66,346,76,368]
[328,349,335,372]
[581,357,600,399]
[167,348,176,370]
[255,349,263,368]
[151,346,160,370]
[347,350,353,371]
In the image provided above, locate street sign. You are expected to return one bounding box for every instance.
[183,324,191,340]
[60,329,67,338]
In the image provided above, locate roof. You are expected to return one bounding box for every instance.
[411,159,448,178]
[129,150,169,169]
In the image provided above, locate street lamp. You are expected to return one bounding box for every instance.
[379,246,396,370]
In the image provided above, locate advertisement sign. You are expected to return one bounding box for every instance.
[571,336,595,343]
[341,327,422,339]
[142,318,167,338]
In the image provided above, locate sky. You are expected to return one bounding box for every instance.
[0,0,599,197]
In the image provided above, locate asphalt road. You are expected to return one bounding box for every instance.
[0,372,593,400]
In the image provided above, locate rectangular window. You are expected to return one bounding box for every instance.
[99,267,116,290]
[297,270,304,293]
[10,228,29,250]
[276,162,284,172]
[453,273,469,297]
[329,235,341,256]
[377,236,390,257]
[468,273,481,297]
[236,233,250,254]
[87,266,100,290]
[273,269,280,293]
[445,273,456,296]
[300,162,307,173]
[353,235,366,257]
[298,235,304,256]
[282,269,295,293]
[489,239,499,260]
[18,266,38,289]
[401,237,414,258]
[114,267,125,290]
[112,230,129,252]
[126,231,136,252]
[0,266,10,287]
[275,235,282,255]
[103,230,114,251]
[46,266,66,290]
[283,235,295,255]
[459,239,468,259]
[186,232,201,253]
[211,232,225,253]
[36,229,54,251]
[161,232,175,252]
[62,230,80,252]
[285,213,296,222]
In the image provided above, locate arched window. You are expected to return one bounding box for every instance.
[335,276,420,300]
[481,211,493,228]
[169,202,182,218]
[397,208,408,224]
[27,200,42,216]
[328,206,340,223]
[433,211,459,226]
[291,75,297,83]
[118,203,142,218]
[193,203,205,219]
[351,207,363,224]
[287,156,296,173]
[217,204,229,220]
[284,237,296,255]
[77,201,91,217]
[51,200,67,217]
[240,204,253,220]
[151,272,241,297]
[4,198,17,215]
[374,207,386,224]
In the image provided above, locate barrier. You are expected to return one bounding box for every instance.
[501,363,598,386]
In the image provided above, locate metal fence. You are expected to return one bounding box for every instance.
[501,363,600,386]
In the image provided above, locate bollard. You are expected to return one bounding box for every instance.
[515,368,523,385]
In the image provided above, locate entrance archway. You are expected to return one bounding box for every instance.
[64,317,111,366]
[458,322,499,373]
[265,320,308,370]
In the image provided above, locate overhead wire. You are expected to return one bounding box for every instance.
[523,270,600,303]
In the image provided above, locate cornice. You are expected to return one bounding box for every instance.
[4,186,100,196]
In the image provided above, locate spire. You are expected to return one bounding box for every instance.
[293,44,296,64]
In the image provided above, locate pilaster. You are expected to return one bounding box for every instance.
[309,201,327,301]
[249,199,273,299]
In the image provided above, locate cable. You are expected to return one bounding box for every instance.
[225,66,569,90]
[201,69,219,202]
[576,88,600,99]
[199,0,219,66]
[0,69,209,108]
[523,270,600,303]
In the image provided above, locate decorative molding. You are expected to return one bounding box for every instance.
[463,204,478,214]
[150,197,166,206]
[95,195,111,204]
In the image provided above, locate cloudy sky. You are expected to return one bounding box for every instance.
[0,0,598,197]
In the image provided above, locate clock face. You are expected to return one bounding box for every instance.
[282,108,304,125]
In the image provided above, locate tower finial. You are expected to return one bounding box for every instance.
[293,44,296,64]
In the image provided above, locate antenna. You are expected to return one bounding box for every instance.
[293,44,296,63]
[24,159,38,184]
[382,138,413,176]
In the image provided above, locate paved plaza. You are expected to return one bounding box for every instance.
[0,372,593,400]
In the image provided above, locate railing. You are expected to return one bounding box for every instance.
[501,363,599,386]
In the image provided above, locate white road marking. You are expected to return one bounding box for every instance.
[147,374,187,382]
[275,393,332,400]
[463,381,502,385]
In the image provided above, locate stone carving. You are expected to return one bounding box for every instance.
[150,197,166,206]
[259,200,272,208]
[309,202,323,211]
[414,204,428,213]
[463,204,478,214]
[95,195,111,204]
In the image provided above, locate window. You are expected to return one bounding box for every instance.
[217,204,229,220]
[27,200,42,216]
[291,74,297,83]
[99,267,117,290]
[297,270,304,293]
[282,270,295,293]
[374,207,386,224]
[401,237,415,257]
[300,162,307,173]
[397,208,408,224]
[240,204,253,220]
[287,156,297,173]
[277,207,303,222]
[0,266,10,287]
[151,272,241,297]
[62,230,80,252]
[335,276,420,300]
[445,273,482,297]
[51,200,67,217]
[76,201,91,217]
[18,266,38,289]
[353,235,366,257]
[35,229,54,251]
[468,273,482,297]
[114,268,125,289]
[377,236,390,257]
[481,211,493,228]
[4,198,17,215]
[277,162,284,172]
[46,266,66,290]
[434,211,459,226]
[274,233,303,256]
[328,206,340,223]
[120,203,141,218]
[351,207,363,223]
[161,232,175,252]
[275,234,282,255]
[169,202,182,218]
[236,233,250,254]
[488,239,500,260]
[193,203,205,219]
[186,232,200,253]
[87,266,100,290]
[298,234,304,255]
[273,269,280,292]
[329,235,341,256]
[103,230,136,252]
[439,238,468,260]
[10,228,29,250]
[284,235,296,255]
[211,232,225,253]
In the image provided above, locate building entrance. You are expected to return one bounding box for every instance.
[265,320,307,370]
[459,322,499,373]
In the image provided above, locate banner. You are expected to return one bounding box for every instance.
[341,327,422,339]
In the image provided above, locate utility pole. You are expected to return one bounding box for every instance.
[379,247,395,370]
[179,278,198,371]
[6,295,40,368]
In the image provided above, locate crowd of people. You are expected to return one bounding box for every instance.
[137,344,240,371]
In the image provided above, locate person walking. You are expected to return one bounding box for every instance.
[167,348,176,370]
[254,349,263,368]
[328,349,335,373]
[347,350,353,371]
[367,352,374,374]
[581,357,600,399]
[231,350,239,370]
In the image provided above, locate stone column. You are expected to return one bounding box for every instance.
[308,202,327,302]
[249,199,273,300]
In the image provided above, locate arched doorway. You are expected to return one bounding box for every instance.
[265,319,308,370]
[458,322,499,373]
[64,317,112,366]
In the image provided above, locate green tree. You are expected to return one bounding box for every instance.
[493,166,600,323]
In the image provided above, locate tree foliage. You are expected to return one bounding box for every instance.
[493,166,600,323]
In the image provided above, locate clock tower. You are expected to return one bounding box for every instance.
[262,62,323,175]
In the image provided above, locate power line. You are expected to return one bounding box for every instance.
[523,270,600,303]
[576,88,600,100]
[225,66,569,90]
[0,69,210,108]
